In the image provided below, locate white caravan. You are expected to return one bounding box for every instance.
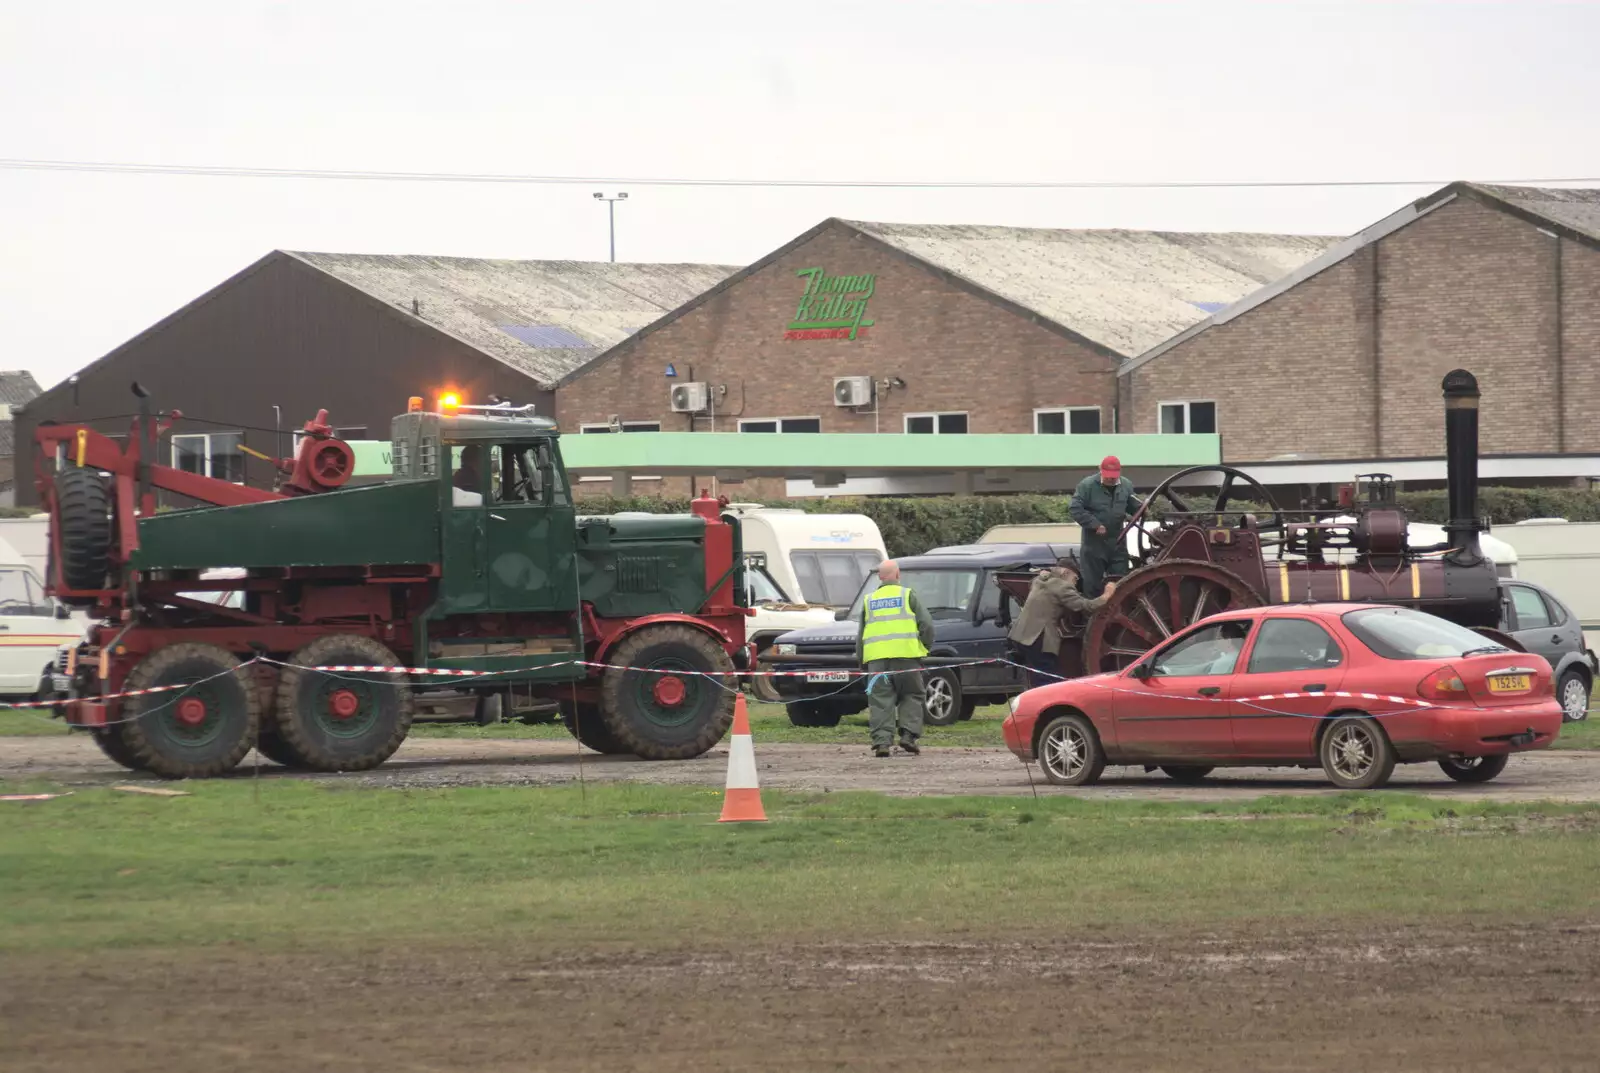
[1495,519,1600,649]
[0,530,87,701]
[721,504,887,610]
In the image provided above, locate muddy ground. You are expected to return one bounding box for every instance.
[6,733,1600,801]
[3,923,1597,1072]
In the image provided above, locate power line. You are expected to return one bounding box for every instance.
[2,157,1598,190]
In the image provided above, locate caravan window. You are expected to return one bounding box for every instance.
[790,550,882,606]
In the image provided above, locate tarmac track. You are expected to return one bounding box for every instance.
[5,733,1600,801]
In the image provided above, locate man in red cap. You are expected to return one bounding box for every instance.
[1067,455,1137,598]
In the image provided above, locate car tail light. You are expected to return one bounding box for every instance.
[1418,665,1470,702]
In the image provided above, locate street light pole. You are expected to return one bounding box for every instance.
[592,191,628,261]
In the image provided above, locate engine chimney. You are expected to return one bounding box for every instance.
[1441,368,1484,556]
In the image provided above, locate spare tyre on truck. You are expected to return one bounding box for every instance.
[33,390,752,777]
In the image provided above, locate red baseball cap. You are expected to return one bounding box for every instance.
[1099,455,1121,480]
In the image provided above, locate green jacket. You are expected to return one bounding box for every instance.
[1069,474,1139,552]
[855,584,936,665]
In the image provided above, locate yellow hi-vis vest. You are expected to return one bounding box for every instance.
[861,584,928,662]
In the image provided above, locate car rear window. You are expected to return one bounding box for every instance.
[1341,607,1509,661]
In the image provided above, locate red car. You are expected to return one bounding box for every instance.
[1002,603,1564,790]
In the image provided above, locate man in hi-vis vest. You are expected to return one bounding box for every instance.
[854,560,936,758]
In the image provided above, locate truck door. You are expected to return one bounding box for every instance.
[483,441,578,613]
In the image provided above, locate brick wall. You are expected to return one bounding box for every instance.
[556,222,1120,497]
[1121,250,1377,461]
[1562,238,1600,454]
[1123,195,1591,463]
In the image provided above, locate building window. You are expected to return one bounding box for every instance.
[171,432,244,482]
[336,426,369,440]
[1159,400,1217,435]
[738,417,822,433]
[1035,407,1101,435]
[578,421,663,433]
[905,412,968,434]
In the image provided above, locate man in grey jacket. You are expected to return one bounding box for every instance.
[1007,560,1116,688]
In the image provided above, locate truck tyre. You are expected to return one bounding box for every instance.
[599,624,736,760]
[53,467,113,602]
[274,635,413,772]
[750,671,785,704]
[786,700,845,728]
[90,726,145,772]
[560,700,629,754]
[117,643,260,779]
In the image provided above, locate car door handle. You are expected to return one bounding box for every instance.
[1303,683,1326,692]
[1198,686,1221,696]
[490,514,507,521]
[1552,635,1563,645]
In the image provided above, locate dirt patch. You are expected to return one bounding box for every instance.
[8,734,1600,802]
[3,922,1596,1072]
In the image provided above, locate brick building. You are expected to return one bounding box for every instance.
[554,218,1335,496]
[1120,183,1600,491]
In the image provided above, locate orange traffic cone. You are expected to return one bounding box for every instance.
[718,694,767,823]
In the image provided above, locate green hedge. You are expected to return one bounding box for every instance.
[577,488,1600,558]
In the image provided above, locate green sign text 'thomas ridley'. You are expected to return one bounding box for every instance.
[784,267,875,341]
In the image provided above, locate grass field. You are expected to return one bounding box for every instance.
[8,697,1599,747]
[3,779,1599,957]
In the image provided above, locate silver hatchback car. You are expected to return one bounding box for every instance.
[1499,579,1596,722]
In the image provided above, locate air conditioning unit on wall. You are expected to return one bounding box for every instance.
[833,376,873,407]
[669,382,709,413]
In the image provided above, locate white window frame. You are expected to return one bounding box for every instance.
[904,411,969,434]
[578,421,663,433]
[737,416,823,433]
[1033,406,1102,435]
[171,431,246,484]
[1157,399,1218,435]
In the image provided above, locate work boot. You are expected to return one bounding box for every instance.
[873,745,892,758]
[899,736,921,756]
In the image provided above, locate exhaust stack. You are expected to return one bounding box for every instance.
[1441,368,1484,556]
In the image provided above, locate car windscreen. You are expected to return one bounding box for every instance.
[744,567,790,605]
[1341,607,1510,660]
[790,550,883,606]
[845,569,981,621]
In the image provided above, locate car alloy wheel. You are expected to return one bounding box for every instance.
[922,671,961,727]
[1560,673,1589,723]
[1328,723,1376,781]
[1042,721,1089,781]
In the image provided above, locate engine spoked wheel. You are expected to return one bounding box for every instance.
[1082,559,1264,675]
[274,635,413,772]
[117,643,259,778]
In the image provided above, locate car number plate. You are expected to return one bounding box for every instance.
[806,671,851,684]
[1487,674,1531,693]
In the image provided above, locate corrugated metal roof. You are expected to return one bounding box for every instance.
[843,221,1340,358]
[0,371,42,408]
[1471,183,1600,243]
[286,253,739,388]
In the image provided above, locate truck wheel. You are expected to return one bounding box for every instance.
[117,643,259,779]
[599,624,736,760]
[53,467,113,602]
[750,672,784,704]
[560,700,629,754]
[786,700,844,728]
[1438,754,1510,783]
[274,635,414,772]
[90,726,145,772]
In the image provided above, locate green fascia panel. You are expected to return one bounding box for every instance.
[343,434,1219,479]
[556,433,1220,474]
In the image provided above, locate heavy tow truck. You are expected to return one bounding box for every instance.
[35,389,751,777]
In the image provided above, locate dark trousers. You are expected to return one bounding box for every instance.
[1078,542,1130,599]
[1009,639,1061,689]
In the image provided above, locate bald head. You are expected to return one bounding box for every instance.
[878,559,901,583]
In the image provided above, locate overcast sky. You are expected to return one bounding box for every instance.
[4,0,1599,389]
